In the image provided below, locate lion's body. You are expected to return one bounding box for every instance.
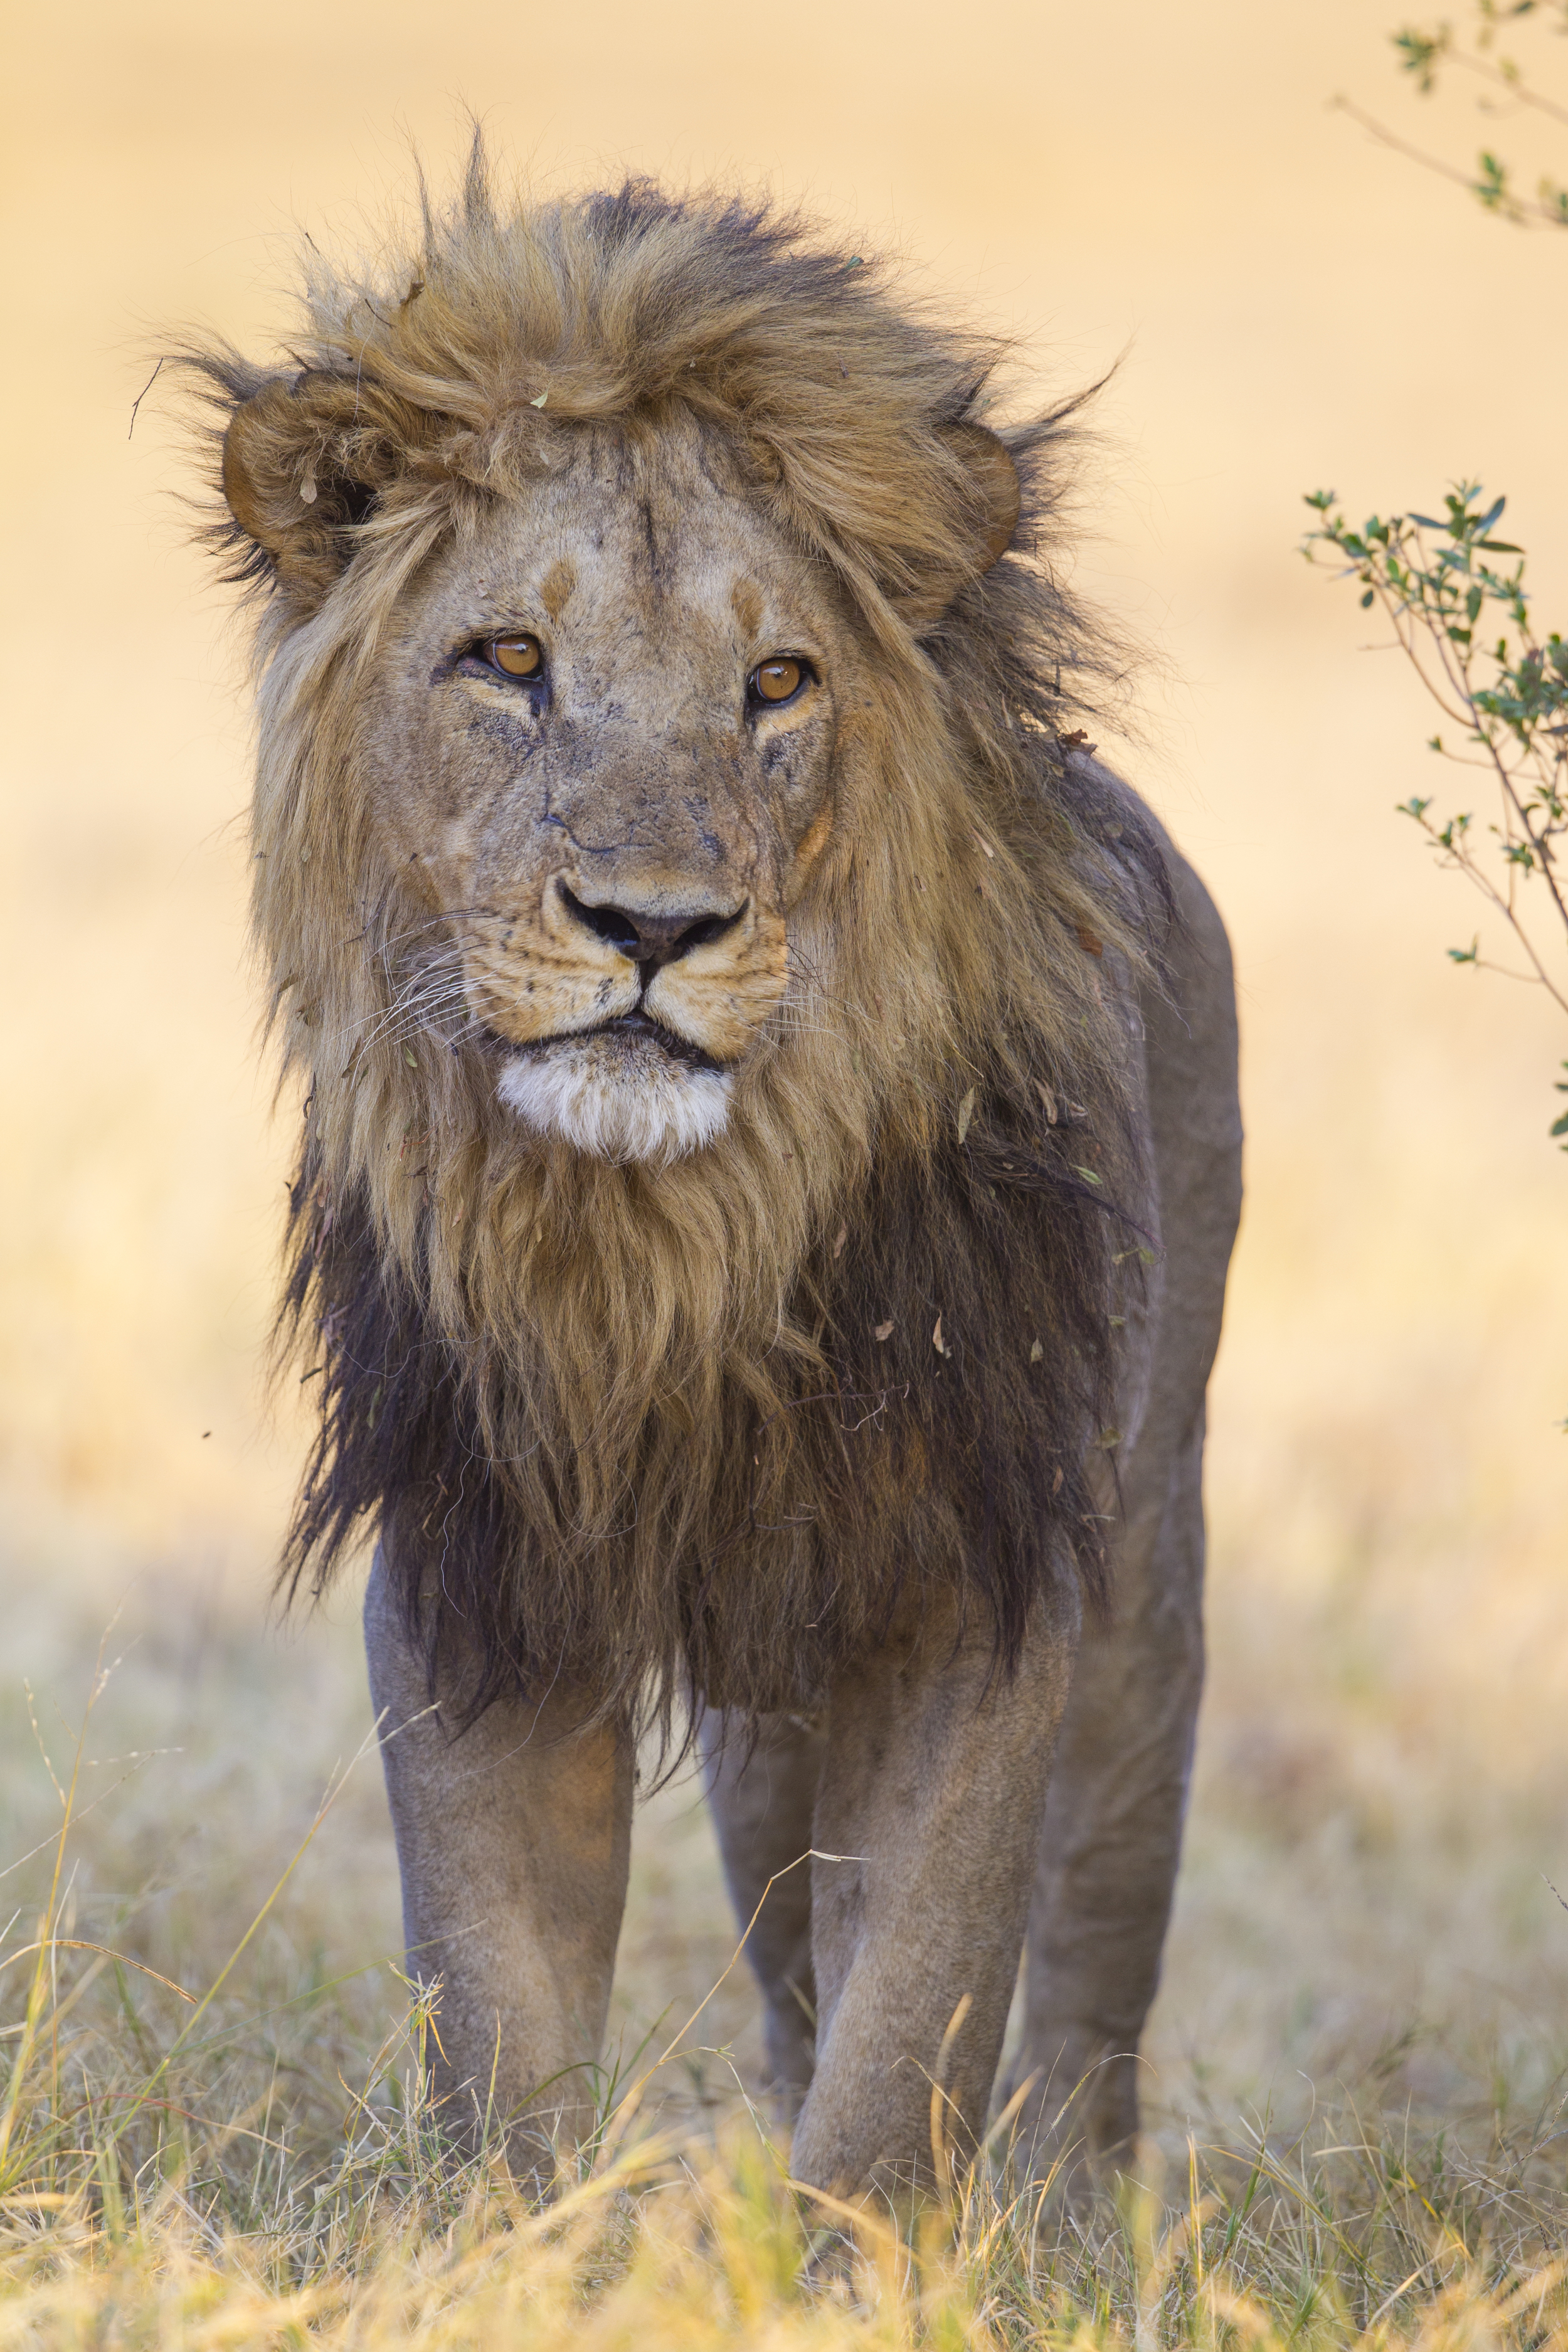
[191,156,1241,2198]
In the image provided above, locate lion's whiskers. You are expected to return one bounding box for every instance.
[326,903,536,1056]
[331,948,474,1055]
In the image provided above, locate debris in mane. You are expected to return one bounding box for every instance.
[180,145,1167,1734]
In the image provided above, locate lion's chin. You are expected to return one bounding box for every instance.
[495,1034,733,1163]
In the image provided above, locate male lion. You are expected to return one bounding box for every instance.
[188,156,1241,2201]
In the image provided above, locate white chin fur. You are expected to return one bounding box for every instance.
[497,1036,732,1162]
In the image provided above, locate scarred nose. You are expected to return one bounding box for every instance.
[558,881,746,978]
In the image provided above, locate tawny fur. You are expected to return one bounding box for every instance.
[180,149,1167,1730]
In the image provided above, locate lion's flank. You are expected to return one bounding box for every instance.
[184,143,1167,1729]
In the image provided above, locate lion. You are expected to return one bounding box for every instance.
[184,152,1241,2201]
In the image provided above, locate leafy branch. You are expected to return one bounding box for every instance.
[1335,0,1568,227]
[1301,484,1568,1136]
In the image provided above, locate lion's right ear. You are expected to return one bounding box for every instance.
[220,369,420,601]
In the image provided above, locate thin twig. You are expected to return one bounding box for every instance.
[127,358,163,440]
[1333,93,1568,224]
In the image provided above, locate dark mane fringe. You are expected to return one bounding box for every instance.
[278,1042,1148,1735]
[188,144,1168,1735]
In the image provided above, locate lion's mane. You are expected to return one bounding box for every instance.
[184,150,1165,1728]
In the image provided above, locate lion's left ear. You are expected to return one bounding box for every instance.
[896,423,1021,630]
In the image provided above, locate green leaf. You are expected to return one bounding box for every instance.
[1476,154,1510,209]
[1360,588,1375,608]
[1394,26,1449,90]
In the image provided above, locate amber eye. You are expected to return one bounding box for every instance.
[749,655,806,706]
[485,633,544,679]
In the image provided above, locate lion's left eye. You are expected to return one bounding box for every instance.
[748,656,810,708]
[482,633,545,680]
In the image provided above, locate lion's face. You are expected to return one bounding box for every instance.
[362,428,857,1162]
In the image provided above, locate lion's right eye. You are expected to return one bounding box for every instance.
[483,633,544,679]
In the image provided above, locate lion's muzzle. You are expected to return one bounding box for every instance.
[472,870,789,1163]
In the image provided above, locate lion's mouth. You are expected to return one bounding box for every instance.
[485,1009,725,1074]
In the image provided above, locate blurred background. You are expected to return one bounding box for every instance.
[1,0,1564,2143]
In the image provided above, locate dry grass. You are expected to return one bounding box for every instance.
[6,1664,1568,2351]
[3,1501,1568,2346]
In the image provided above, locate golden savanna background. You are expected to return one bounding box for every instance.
[2,0,1565,2210]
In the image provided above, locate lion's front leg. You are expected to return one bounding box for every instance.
[790,1587,1079,2205]
[699,1707,825,2111]
[364,1550,633,2183]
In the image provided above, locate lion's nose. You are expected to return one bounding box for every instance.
[558,882,745,976]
